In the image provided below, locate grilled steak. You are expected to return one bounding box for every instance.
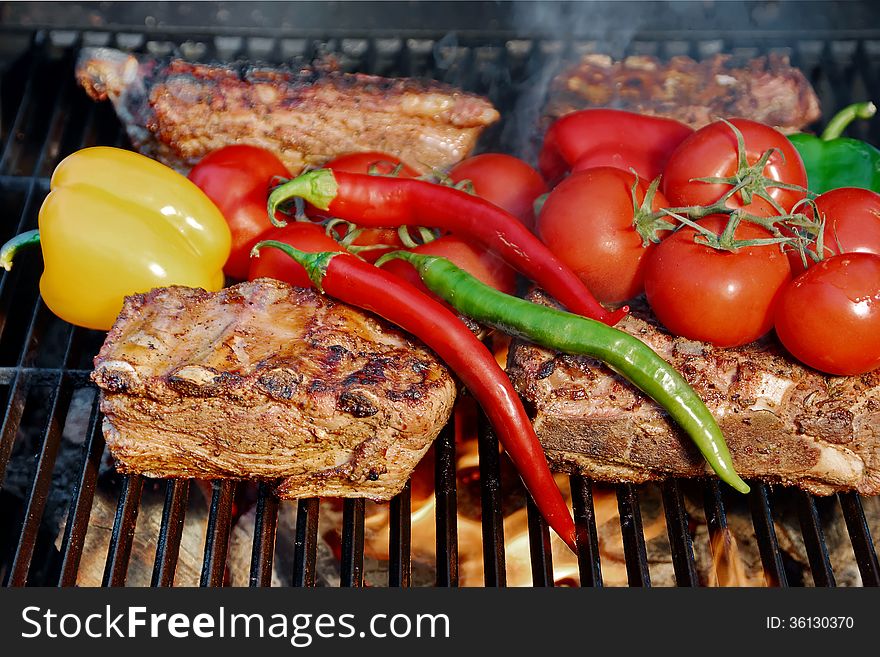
[507,293,880,496]
[545,53,821,133]
[76,47,500,174]
[91,279,456,500]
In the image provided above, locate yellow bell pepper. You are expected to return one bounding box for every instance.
[0,147,231,330]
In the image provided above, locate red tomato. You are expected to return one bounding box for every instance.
[536,167,669,304]
[786,188,880,273]
[448,154,548,230]
[321,151,420,261]
[813,187,880,256]
[662,118,807,217]
[775,253,880,376]
[324,151,420,178]
[379,235,517,297]
[247,223,343,288]
[188,145,292,280]
[643,215,792,347]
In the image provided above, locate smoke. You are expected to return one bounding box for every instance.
[501,1,644,162]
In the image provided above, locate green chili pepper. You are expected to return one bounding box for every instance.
[376,250,750,494]
[789,101,880,194]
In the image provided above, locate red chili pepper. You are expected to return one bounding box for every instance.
[268,170,625,325]
[251,239,579,552]
[539,109,693,186]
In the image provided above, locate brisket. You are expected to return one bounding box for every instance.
[91,279,456,500]
[506,293,880,496]
[545,53,821,133]
[76,47,499,174]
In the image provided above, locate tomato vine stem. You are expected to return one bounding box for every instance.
[631,119,822,254]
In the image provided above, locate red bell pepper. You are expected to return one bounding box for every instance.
[539,109,693,186]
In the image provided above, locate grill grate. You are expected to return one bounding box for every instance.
[0,25,878,588]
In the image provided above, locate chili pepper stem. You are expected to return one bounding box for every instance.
[267,169,339,225]
[379,249,751,495]
[250,240,340,292]
[820,101,877,141]
[0,229,41,271]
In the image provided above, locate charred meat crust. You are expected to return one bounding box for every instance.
[506,292,880,497]
[545,53,821,133]
[92,279,457,500]
[75,47,500,174]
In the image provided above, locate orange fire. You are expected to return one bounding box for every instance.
[343,395,613,586]
[325,331,763,586]
[706,526,763,587]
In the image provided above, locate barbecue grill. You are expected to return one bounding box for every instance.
[1,1,879,588]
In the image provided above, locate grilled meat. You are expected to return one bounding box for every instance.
[76,47,500,174]
[91,279,456,500]
[545,53,821,133]
[507,293,880,496]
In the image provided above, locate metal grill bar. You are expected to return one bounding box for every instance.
[0,266,46,485]
[526,495,554,587]
[6,375,72,585]
[102,473,144,587]
[0,378,29,485]
[0,251,43,372]
[4,41,82,179]
[0,175,48,190]
[340,498,365,587]
[388,482,412,587]
[617,484,651,587]
[660,481,698,587]
[795,491,836,587]
[57,395,105,586]
[0,44,43,173]
[292,498,319,587]
[3,277,51,369]
[570,476,602,587]
[249,482,279,587]
[749,482,789,587]
[838,492,880,586]
[200,480,236,587]
[434,423,458,586]
[0,46,86,502]
[477,413,506,586]
[151,479,190,587]
[702,481,738,587]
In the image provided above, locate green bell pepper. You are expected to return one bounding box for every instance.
[789,101,880,194]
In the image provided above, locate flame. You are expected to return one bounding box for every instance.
[353,395,613,586]
[346,422,768,586]
[706,527,763,587]
[350,394,659,587]
[493,333,511,369]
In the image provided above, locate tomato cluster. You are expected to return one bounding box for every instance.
[536,110,880,375]
[188,147,537,305]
